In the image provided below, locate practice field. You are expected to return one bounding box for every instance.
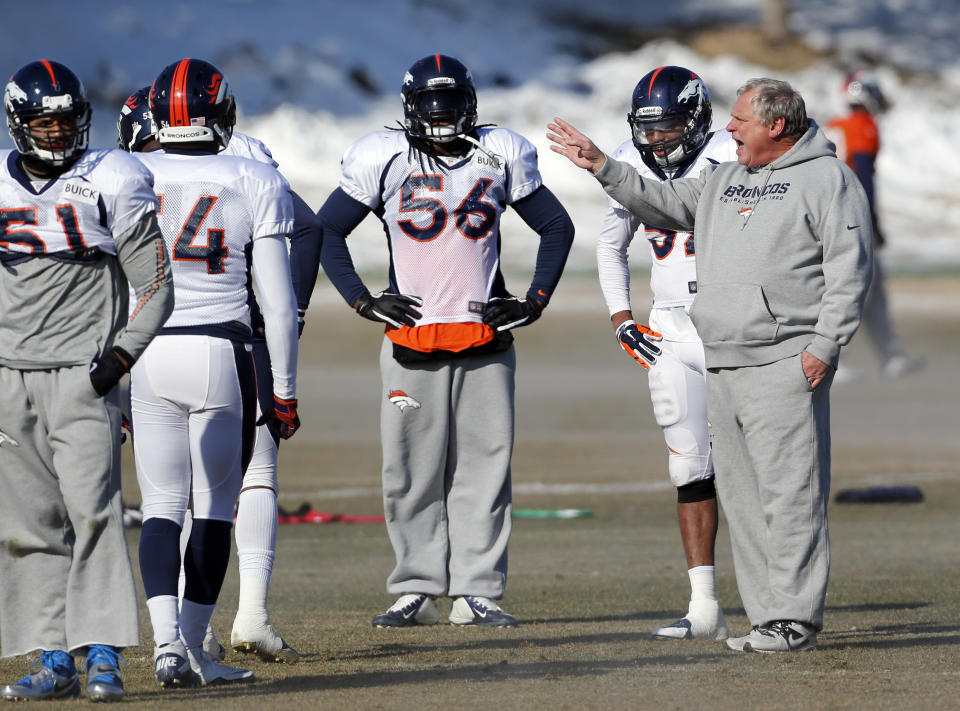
[3,274,958,709]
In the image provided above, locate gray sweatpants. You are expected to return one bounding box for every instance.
[707,353,833,630]
[0,365,139,657]
[379,338,515,599]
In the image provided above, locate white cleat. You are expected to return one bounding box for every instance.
[652,601,729,640]
[231,618,299,664]
[185,647,254,686]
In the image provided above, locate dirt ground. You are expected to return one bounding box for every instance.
[2,273,958,709]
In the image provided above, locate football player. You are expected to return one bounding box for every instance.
[318,54,574,627]
[128,58,299,687]
[0,60,173,702]
[595,66,736,640]
[118,86,321,665]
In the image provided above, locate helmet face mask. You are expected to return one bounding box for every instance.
[4,59,91,168]
[149,58,236,149]
[627,66,712,171]
[401,55,478,145]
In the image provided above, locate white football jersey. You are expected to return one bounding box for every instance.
[340,127,541,333]
[597,131,738,312]
[0,148,156,256]
[222,132,278,168]
[134,150,294,329]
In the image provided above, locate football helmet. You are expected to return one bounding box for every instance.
[4,59,91,167]
[843,70,889,115]
[627,66,712,171]
[401,54,477,143]
[116,86,156,152]
[149,58,235,148]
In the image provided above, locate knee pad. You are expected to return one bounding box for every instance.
[677,477,716,504]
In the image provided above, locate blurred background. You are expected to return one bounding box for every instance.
[6,0,959,276]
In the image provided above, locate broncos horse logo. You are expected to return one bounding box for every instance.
[677,78,704,105]
[388,390,421,412]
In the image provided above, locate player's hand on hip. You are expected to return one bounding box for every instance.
[615,320,662,369]
[257,395,301,439]
[546,117,607,174]
[89,347,133,397]
[483,296,543,332]
[355,291,423,329]
[801,349,830,390]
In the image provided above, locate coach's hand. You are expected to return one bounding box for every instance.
[89,347,133,397]
[615,320,662,370]
[355,291,423,329]
[257,395,301,440]
[483,296,543,332]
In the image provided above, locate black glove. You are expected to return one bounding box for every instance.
[355,291,423,328]
[483,296,543,332]
[89,347,133,397]
[256,395,301,440]
[615,320,662,370]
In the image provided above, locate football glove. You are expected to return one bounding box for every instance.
[615,320,662,370]
[89,347,133,397]
[256,395,301,440]
[355,291,423,329]
[483,296,543,332]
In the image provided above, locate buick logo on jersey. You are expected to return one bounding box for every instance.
[388,390,421,412]
[62,180,100,206]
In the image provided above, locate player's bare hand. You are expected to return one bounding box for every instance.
[801,349,830,390]
[547,117,607,173]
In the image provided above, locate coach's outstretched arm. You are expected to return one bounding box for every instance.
[318,188,422,329]
[548,117,703,233]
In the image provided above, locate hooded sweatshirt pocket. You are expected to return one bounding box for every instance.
[689,283,779,345]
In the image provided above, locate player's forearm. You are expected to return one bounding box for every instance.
[288,190,323,311]
[114,212,174,360]
[253,236,299,399]
[596,209,635,316]
[512,186,575,304]
[318,188,371,307]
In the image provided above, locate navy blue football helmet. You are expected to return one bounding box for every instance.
[401,54,477,143]
[4,59,91,167]
[627,66,712,170]
[117,86,156,152]
[149,58,235,148]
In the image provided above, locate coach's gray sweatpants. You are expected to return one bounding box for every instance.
[0,365,139,657]
[379,338,515,599]
[707,353,833,631]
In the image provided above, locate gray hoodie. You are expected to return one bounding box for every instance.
[594,120,873,369]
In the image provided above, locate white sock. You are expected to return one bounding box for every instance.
[688,565,718,603]
[234,487,276,622]
[179,599,215,650]
[146,595,180,648]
